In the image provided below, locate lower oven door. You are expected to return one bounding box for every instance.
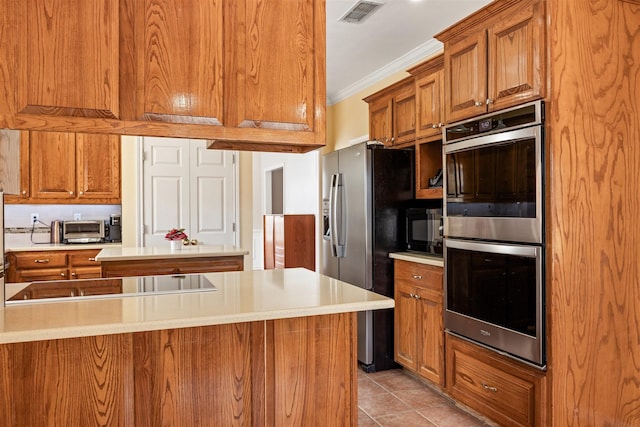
[444,238,545,367]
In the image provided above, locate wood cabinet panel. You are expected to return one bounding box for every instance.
[0,0,326,153]
[100,255,244,278]
[0,314,356,425]
[487,1,545,112]
[5,131,121,204]
[134,0,224,125]
[16,0,120,119]
[415,69,444,139]
[0,129,21,195]
[232,1,324,135]
[394,260,444,386]
[7,249,104,284]
[29,131,76,200]
[437,0,545,123]
[445,31,487,123]
[364,77,415,147]
[133,324,257,426]
[75,133,121,200]
[263,214,315,271]
[446,333,547,426]
[0,334,132,426]
[12,268,68,283]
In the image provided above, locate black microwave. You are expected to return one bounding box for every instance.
[405,208,443,255]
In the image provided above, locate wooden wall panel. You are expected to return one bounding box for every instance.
[548,0,640,425]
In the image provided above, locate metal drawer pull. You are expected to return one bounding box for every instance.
[88,258,96,261]
[34,259,50,263]
[482,383,498,393]
[412,274,422,280]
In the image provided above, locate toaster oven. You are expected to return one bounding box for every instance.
[62,220,105,243]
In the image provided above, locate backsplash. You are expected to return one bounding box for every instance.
[4,204,121,228]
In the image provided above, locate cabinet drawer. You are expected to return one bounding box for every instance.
[17,268,68,282]
[68,250,101,267]
[394,259,442,291]
[446,334,547,426]
[12,252,67,269]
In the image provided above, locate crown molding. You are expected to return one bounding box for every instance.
[327,38,443,105]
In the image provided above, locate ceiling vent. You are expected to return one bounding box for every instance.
[339,1,384,24]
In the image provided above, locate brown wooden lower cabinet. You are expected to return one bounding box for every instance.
[394,259,444,386]
[263,214,315,271]
[101,255,244,278]
[6,249,102,283]
[0,313,357,426]
[446,333,548,427]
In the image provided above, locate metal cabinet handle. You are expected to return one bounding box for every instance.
[69,191,74,195]
[88,258,96,262]
[34,259,50,264]
[486,98,493,105]
[474,101,483,107]
[414,294,421,300]
[79,191,84,195]
[482,383,498,393]
[22,190,27,195]
[71,272,76,277]
[412,274,422,280]
[432,124,438,129]
[60,273,65,277]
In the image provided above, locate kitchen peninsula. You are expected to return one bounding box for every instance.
[0,268,392,425]
[96,244,249,277]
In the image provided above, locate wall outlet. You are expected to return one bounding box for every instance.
[31,213,39,223]
[74,213,82,220]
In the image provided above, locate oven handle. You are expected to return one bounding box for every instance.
[444,125,540,154]
[445,238,539,258]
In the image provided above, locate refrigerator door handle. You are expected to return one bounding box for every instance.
[330,173,345,258]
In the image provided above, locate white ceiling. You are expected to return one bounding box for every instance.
[326,0,493,104]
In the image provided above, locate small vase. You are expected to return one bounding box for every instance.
[169,240,182,251]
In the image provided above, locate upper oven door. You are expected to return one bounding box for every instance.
[444,124,543,244]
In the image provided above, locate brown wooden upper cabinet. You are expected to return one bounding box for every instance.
[5,131,121,204]
[364,77,416,148]
[408,54,445,141]
[0,0,326,153]
[435,0,546,123]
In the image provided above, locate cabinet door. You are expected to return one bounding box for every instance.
[29,131,76,200]
[0,129,21,195]
[15,0,120,119]
[487,0,545,112]
[69,266,102,280]
[392,84,416,146]
[230,0,324,136]
[75,133,121,202]
[416,69,444,140]
[445,31,488,123]
[133,0,224,125]
[394,282,418,371]
[368,97,393,145]
[417,288,444,386]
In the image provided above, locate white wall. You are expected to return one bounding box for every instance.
[252,150,320,270]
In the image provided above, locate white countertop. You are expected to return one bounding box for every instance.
[4,233,121,252]
[0,268,394,344]
[389,252,444,267]
[95,244,249,261]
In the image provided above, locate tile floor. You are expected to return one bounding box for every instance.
[358,368,497,427]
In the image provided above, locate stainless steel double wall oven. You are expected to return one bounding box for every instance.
[443,100,546,367]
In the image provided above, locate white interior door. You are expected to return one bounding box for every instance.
[142,137,237,247]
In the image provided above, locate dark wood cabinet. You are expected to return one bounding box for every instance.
[100,256,244,278]
[263,214,315,271]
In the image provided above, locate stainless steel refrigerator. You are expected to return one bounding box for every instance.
[322,142,413,372]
